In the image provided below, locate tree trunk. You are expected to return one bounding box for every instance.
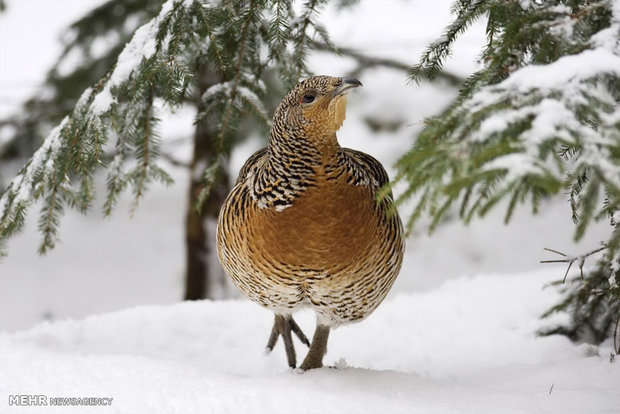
[183,68,230,300]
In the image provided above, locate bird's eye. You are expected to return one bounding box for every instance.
[302,94,315,104]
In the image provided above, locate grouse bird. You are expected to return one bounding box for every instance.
[217,75,404,370]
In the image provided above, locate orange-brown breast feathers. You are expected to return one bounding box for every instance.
[251,176,378,269]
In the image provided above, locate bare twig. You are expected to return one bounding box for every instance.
[311,40,464,86]
[541,246,607,283]
[614,313,620,355]
[160,152,190,169]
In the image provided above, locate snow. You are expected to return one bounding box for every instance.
[500,49,620,92]
[595,1,620,52]
[237,86,269,121]
[91,0,175,114]
[0,1,618,411]
[1,270,618,413]
[0,116,68,212]
[202,82,228,101]
[481,153,541,182]
[580,142,620,189]
[456,1,620,199]
[476,98,580,145]
[474,98,579,181]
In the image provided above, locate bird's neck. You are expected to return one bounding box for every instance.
[267,131,341,169]
[250,132,343,210]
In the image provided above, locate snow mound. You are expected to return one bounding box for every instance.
[1,270,618,413]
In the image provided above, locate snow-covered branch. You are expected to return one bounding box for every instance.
[397,0,620,343]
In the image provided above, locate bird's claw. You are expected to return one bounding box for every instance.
[265,314,310,368]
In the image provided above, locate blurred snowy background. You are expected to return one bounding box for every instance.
[0,0,609,332]
[1,1,618,413]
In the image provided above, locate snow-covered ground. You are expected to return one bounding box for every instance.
[1,1,618,412]
[2,270,618,413]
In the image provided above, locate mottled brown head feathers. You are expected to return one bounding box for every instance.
[273,76,362,143]
[255,76,364,210]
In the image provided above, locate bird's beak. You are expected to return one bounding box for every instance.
[333,77,363,98]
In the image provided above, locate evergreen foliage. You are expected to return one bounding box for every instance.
[0,0,335,256]
[0,0,434,300]
[396,0,620,345]
[4,0,617,344]
[0,0,162,167]
[540,258,620,346]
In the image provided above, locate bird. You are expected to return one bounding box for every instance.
[217,75,404,370]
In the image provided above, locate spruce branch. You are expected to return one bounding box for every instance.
[38,168,60,254]
[399,0,620,344]
[217,2,253,149]
[196,1,257,210]
[310,40,464,86]
[130,82,155,216]
[290,0,325,82]
[2,0,301,260]
[409,0,490,84]
[541,246,608,283]
[194,1,227,74]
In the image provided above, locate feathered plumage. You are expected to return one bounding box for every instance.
[217,75,404,370]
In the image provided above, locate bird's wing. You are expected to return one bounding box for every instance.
[342,148,392,197]
[234,147,268,186]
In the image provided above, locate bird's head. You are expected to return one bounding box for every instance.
[272,75,362,144]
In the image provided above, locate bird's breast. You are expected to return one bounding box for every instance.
[252,177,379,268]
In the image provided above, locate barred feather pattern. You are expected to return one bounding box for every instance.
[217,76,404,326]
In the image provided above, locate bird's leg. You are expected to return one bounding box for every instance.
[266,314,311,350]
[265,316,281,351]
[300,324,330,370]
[289,318,310,346]
[281,316,296,368]
[265,314,310,368]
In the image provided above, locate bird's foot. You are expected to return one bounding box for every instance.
[266,314,310,368]
[299,324,330,371]
[299,358,323,371]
